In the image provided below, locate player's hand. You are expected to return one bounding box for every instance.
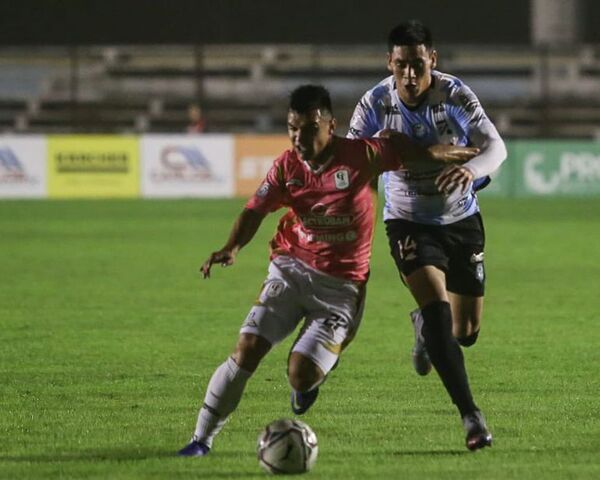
[435,164,475,194]
[200,249,236,279]
[428,145,480,163]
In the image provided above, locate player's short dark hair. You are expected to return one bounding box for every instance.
[289,85,333,116]
[387,20,433,52]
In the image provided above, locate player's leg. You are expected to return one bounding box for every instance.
[448,293,483,346]
[405,265,491,450]
[179,257,304,456]
[179,333,271,456]
[385,219,440,375]
[446,212,486,347]
[288,271,364,415]
[406,265,476,415]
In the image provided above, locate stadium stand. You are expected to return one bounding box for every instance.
[1,44,600,138]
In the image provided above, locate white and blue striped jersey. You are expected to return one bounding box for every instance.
[347,71,506,225]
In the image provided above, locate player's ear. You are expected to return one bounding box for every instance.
[329,117,337,134]
[387,52,394,73]
[430,49,438,70]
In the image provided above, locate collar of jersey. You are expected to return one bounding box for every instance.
[300,141,336,175]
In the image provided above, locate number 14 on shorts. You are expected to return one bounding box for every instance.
[398,236,417,261]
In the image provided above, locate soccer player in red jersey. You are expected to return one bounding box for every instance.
[178,85,479,457]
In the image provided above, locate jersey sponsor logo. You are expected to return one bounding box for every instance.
[300,214,354,229]
[334,169,350,189]
[299,229,358,243]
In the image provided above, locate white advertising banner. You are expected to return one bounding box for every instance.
[0,135,47,198]
[141,135,234,198]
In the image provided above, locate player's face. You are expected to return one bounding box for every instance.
[388,44,437,106]
[287,109,336,162]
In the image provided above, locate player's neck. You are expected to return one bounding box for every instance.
[306,138,335,170]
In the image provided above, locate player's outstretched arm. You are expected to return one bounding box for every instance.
[378,130,479,167]
[200,208,266,279]
[427,144,480,164]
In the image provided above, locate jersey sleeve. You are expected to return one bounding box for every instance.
[449,84,507,178]
[245,153,287,214]
[363,138,404,174]
[347,94,381,139]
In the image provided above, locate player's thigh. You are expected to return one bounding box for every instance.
[240,257,305,346]
[448,292,483,337]
[446,213,486,298]
[291,281,366,376]
[404,265,449,307]
[385,219,450,287]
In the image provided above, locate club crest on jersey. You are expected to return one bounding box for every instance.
[412,123,427,138]
[333,169,350,189]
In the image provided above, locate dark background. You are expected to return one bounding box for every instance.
[3,0,596,46]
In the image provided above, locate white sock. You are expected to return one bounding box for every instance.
[192,356,252,448]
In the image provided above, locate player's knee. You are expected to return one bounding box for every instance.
[453,317,481,343]
[457,329,480,347]
[232,333,271,373]
[288,354,324,392]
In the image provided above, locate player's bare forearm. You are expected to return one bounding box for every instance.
[427,144,480,164]
[200,208,266,278]
[222,208,266,253]
[382,131,479,169]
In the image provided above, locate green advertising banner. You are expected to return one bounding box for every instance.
[479,140,600,197]
[514,141,600,196]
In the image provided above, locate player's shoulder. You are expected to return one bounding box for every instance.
[431,70,481,110]
[360,75,395,105]
[334,136,386,162]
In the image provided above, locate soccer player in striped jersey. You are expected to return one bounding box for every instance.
[178,85,479,457]
[347,20,506,450]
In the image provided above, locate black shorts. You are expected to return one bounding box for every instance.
[385,213,486,296]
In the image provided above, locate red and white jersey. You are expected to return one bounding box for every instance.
[246,136,406,282]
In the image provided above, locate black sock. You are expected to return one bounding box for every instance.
[421,301,478,417]
[457,329,480,347]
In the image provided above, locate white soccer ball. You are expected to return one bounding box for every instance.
[257,418,318,474]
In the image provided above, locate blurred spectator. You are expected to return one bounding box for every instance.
[187,103,206,133]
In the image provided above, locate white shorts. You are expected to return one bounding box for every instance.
[240,255,365,374]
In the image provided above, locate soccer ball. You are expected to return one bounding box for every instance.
[257,418,318,474]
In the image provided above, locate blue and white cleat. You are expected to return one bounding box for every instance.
[178,440,211,457]
[463,410,493,451]
[410,309,432,376]
[290,388,319,415]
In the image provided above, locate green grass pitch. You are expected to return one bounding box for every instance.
[1,197,599,479]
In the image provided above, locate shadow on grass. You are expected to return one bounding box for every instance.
[0,447,254,463]
[391,449,468,456]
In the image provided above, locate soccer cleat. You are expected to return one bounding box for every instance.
[410,309,432,376]
[462,410,493,451]
[290,387,319,415]
[178,440,211,457]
